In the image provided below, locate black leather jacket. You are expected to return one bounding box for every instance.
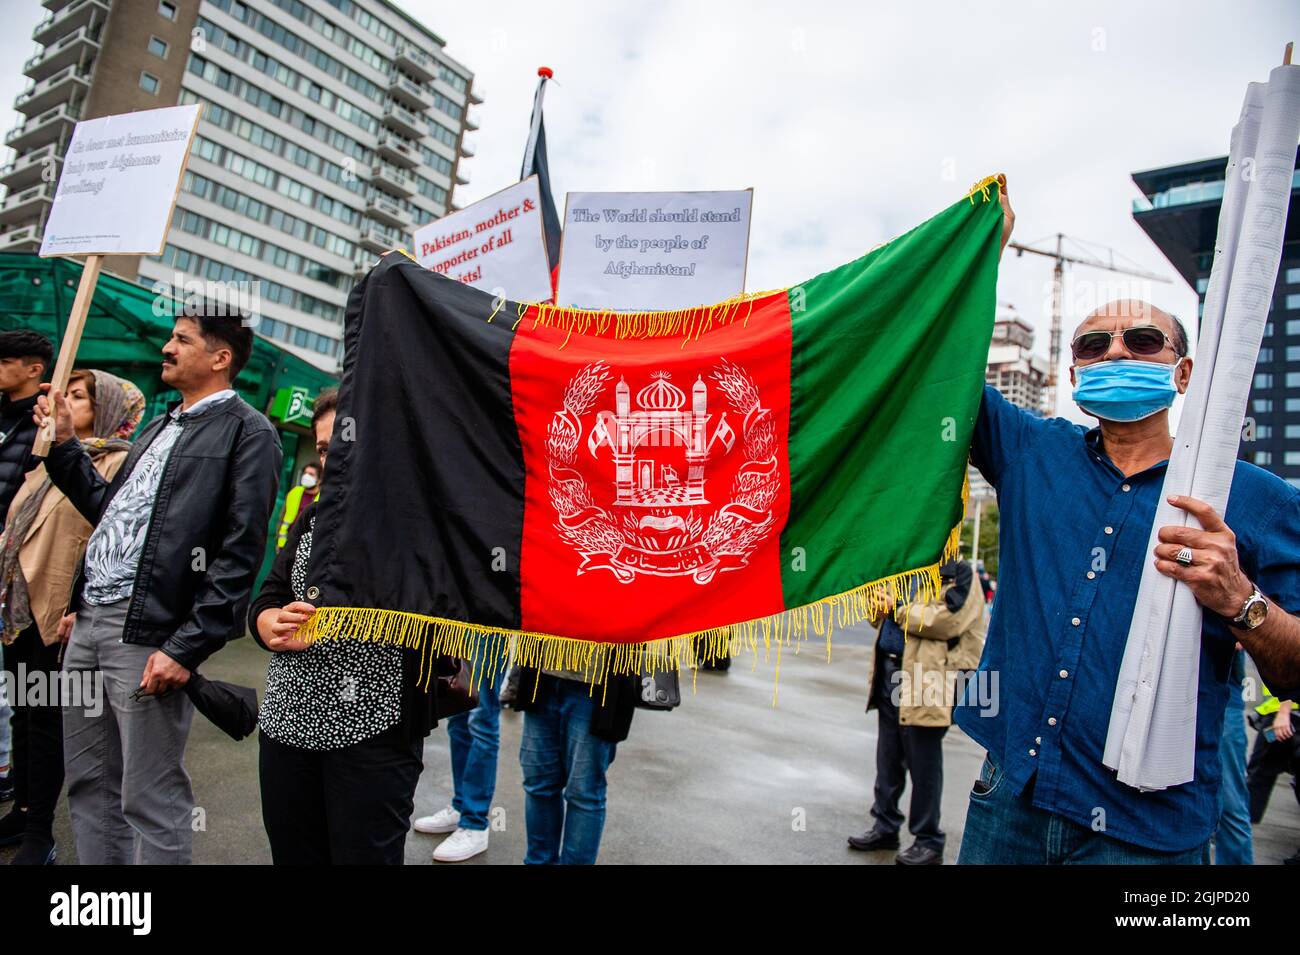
[0,392,39,523]
[45,394,282,670]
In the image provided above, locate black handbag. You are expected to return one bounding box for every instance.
[433,656,480,720]
[635,664,681,710]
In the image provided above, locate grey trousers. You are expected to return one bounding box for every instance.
[62,599,196,864]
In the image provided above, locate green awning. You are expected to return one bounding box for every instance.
[0,252,338,421]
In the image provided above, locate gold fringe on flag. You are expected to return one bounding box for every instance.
[295,479,971,705]
[522,290,775,350]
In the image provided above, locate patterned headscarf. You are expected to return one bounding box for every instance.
[0,369,145,641]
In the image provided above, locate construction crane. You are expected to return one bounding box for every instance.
[1008,234,1172,415]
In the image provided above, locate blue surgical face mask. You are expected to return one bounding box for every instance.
[1071,358,1183,422]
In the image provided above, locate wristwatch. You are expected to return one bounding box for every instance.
[1231,586,1269,630]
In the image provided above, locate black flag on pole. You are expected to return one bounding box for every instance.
[521,66,562,278]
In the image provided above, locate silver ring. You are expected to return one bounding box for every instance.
[1175,546,1194,567]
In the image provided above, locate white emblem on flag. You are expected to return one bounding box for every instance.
[546,360,780,584]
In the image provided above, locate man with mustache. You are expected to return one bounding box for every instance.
[35,309,281,864]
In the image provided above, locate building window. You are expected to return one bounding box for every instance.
[148,36,169,59]
[1288,398,1300,412]
[1259,347,1273,362]
[1285,451,1300,466]
[1287,267,1300,286]
[1287,372,1300,389]
[1256,373,1273,389]
[1196,276,1209,293]
[1254,451,1272,465]
[1256,425,1272,439]
[139,72,160,95]
[1288,293,1300,311]
[158,0,177,20]
[1287,425,1300,440]
[1253,398,1273,413]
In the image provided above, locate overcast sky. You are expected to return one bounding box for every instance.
[3,1,1295,417]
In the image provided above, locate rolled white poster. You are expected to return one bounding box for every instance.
[1105,64,1300,790]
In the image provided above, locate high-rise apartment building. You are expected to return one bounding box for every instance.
[0,0,479,370]
[985,304,1050,415]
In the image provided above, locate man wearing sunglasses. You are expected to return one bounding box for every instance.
[955,297,1300,865]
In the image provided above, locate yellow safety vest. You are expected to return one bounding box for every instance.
[1256,683,1295,717]
[276,484,309,550]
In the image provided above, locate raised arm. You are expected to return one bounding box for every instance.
[36,385,115,523]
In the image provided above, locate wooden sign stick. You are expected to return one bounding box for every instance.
[33,253,103,457]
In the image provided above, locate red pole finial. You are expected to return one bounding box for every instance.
[538,66,554,79]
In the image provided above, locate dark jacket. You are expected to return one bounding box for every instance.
[0,392,39,525]
[46,394,282,670]
[248,502,439,745]
[512,667,639,743]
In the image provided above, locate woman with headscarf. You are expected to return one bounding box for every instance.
[0,368,143,865]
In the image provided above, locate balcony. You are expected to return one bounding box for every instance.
[1131,171,1300,214]
[468,85,484,106]
[455,166,470,186]
[388,70,433,112]
[24,24,100,82]
[0,225,42,253]
[0,182,55,227]
[0,143,60,192]
[43,0,79,11]
[375,131,419,169]
[5,102,79,153]
[369,162,415,199]
[463,110,479,132]
[358,222,401,255]
[459,140,475,158]
[15,64,91,117]
[365,193,412,228]
[381,101,424,140]
[0,223,42,252]
[394,41,437,84]
[32,0,108,46]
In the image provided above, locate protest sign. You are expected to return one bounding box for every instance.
[413,176,554,303]
[33,104,200,455]
[556,190,753,310]
[40,104,200,257]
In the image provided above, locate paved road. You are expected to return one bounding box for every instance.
[5,621,1298,865]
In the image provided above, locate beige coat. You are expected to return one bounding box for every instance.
[866,565,988,727]
[8,451,127,645]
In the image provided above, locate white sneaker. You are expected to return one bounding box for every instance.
[433,826,490,863]
[413,805,460,834]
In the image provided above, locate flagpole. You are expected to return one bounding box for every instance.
[33,253,103,457]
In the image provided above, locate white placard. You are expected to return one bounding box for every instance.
[39,104,200,257]
[412,176,553,303]
[556,190,752,310]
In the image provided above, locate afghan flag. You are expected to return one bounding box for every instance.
[299,178,1003,677]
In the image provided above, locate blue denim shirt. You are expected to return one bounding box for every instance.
[955,385,1300,852]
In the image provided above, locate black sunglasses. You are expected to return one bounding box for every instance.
[1070,325,1177,362]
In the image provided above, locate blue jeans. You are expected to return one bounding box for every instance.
[958,752,1209,864]
[519,676,617,865]
[1215,696,1253,864]
[447,663,507,831]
